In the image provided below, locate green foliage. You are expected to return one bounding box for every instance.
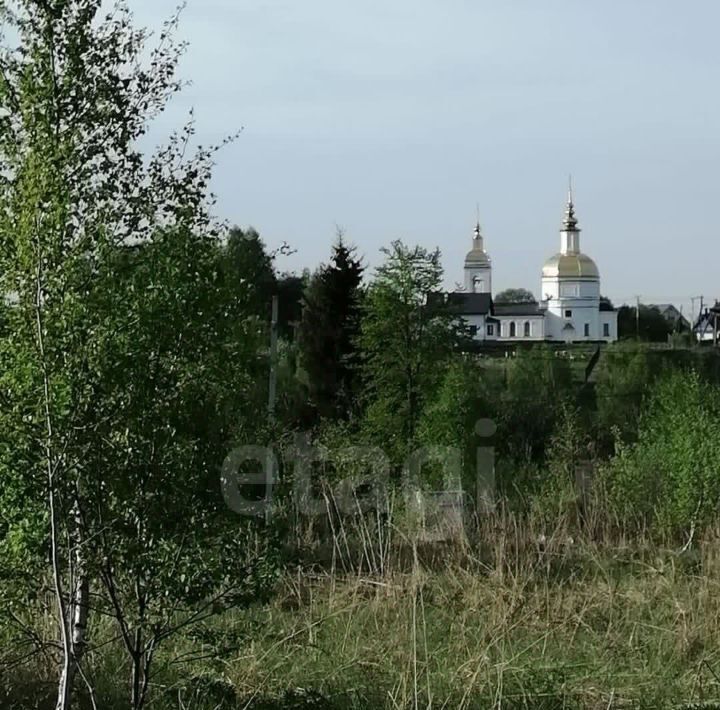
[82,227,277,615]
[498,346,573,462]
[603,369,720,535]
[358,241,464,463]
[418,356,499,492]
[298,237,364,418]
[0,1,278,706]
[494,288,536,304]
[220,227,278,321]
[533,404,589,522]
[618,305,673,341]
[277,272,309,340]
[593,343,665,449]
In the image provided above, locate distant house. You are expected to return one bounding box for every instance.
[651,303,690,331]
[694,303,720,344]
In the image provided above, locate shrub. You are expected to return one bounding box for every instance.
[602,369,720,537]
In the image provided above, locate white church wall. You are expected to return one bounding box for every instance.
[599,311,618,342]
[541,278,559,301]
[579,281,600,298]
[497,316,545,340]
[462,313,488,340]
[543,278,600,302]
[545,303,602,341]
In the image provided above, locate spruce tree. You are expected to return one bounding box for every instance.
[298,237,364,417]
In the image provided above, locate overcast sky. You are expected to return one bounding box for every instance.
[135,0,719,317]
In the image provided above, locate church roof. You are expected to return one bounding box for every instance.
[446,292,493,315]
[494,302,544,317]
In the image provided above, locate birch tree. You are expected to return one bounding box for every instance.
[0,2,273,707]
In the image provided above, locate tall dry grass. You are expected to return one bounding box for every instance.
[5,499,720,709]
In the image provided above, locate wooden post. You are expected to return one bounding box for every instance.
[268,295,279,421]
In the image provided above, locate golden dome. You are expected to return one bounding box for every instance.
[542,252,599,279]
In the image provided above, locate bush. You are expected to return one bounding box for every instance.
[602,369,720,537]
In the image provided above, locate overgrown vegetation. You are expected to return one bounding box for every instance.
[0,1,719,709]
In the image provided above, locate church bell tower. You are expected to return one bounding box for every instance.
[464,220,492,293]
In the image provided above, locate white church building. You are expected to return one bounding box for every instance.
[450,189,618,344]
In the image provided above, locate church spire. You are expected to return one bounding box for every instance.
[472,204,484,249]
[560,179,581,255]
[562,176,579,231]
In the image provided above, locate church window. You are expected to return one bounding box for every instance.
[487,324,494,336]
[524,321,531,337]
[584,323,590,337]
[564,309,572,318]
[603,323,610,337]
[509,322,516,337]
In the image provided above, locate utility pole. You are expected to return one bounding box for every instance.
[691,296,703,321]
[690,296,703,344]
[268,295,279,421]
[635,295,641,340]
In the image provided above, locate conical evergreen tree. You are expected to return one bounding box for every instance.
[298,237,364,417]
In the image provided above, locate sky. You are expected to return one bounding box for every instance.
[134,0,720,319]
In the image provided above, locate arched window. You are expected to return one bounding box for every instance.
[509,322,516,338]
[524,321,531,337]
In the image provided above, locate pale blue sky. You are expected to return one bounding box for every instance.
[136,0,720,317]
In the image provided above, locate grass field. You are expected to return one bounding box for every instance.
[6,514,720,709]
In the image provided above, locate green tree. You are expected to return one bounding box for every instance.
[298,237,364,418]
[220,227,277,320]
[418,356,501,493]
[593,343,665,450]
[82,231,275,709]
[494,288,536,304]
[358,241,464,462]
[617,304,673,341]
[498,346,573,463]
[276,271,308,340]
[0,3,273,707]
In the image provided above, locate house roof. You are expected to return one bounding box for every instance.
[445,292,493,315]
[494,302,544,317]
